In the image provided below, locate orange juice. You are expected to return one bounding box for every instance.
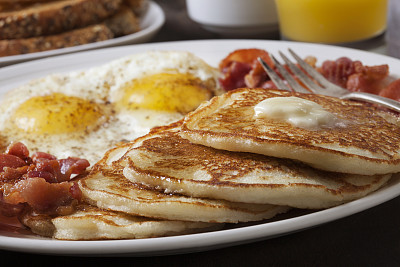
[275,0,388,43]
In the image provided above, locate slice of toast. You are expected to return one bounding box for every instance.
[0,0,55,2]
[0,7,139,57]
[0,0,122,39]
[0,24,113,56]
[104,5,139,37]
[123,0,148,16]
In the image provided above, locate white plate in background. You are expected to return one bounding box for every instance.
[0,1,165,67]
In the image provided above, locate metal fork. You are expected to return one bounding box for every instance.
[258,49,400,112]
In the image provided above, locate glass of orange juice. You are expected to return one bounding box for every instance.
[274,0,388,44]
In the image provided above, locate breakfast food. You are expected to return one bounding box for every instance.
[0,6,140,57]
[120,120,391,209]
[218,48,400,102]
[0,51,220,165]
[0,0,122,39]
[79,136,289,223]
[21,204,221,240]
[124,0,148,16]
[180,88,400,175]
[0,25,114,57]
[1,47,400,242]
[0,141,89,220]
[0,0,144,56]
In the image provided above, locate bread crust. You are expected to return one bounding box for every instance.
[0,6,139,57]
[0,24,113,56]
[0,0,122,39]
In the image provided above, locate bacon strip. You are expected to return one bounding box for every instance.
[0,142,89,216]
[219,49,273,91]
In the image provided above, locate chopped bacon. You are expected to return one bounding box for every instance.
[219,49,273,91]
[244,57,270,88]
[0,191,25,217]
[0,154,26,170]
[318,57,389,94]
[59,158,90,178]
[0,142,90,217]
[379,79,400,101]
[346,65,389,94]
[219,48,273,70]
[31,151,57,161]
[69,182,82,201]
[320,57,357,88]
[219,61,252,91]
[6,142,29,161]
[0,166,29,182]
[346,73,381,94]
[218,48,400,105]
[2,178,73,212]
[362,64,389,80]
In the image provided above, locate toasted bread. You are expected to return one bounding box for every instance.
[0,7,139,56]
[104,5,139,37]
[0,0,55,2]
[123,0,148,16]
[78,143,289,223]
[180,88,400,175]
[0,24,113,56]
[0,0,122,39]
[121,121,391,209]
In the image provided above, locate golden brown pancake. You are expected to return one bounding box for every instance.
[121,122,392,209]
[78,141,289,223]
[180,88,400,175]
[20,205,221,240]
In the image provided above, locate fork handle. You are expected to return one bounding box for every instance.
[341,92,400,113]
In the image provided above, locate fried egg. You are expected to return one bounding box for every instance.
[0,51,221,164]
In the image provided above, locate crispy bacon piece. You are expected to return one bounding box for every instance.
[219,48,273,91]
[219,61,252,91]
[346,65,389,94]
[319,57,389,94]
[0,191,25,217]
[379,79,400,101]
[0,166,30,182]
[320,57,357,88]
[219,48,273,70]
[3,178,73,212]
[218,49,400,104]
[0,142,90,216]
[6,142,29,161]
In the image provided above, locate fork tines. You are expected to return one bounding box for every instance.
[257,49,332,95]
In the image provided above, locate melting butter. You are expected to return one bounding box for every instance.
[254,96,340,130]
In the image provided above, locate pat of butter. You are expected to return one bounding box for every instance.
[254,96,337,129]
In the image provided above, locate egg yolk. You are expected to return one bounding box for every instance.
[116,73,213,113]
[11,93,106,134]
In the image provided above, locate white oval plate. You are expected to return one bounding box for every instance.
[0,40,400,256]
[0,1,165,67]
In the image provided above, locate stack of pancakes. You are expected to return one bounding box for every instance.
[23,88,400,240]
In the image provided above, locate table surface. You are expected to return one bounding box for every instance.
[1,0,400,265]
